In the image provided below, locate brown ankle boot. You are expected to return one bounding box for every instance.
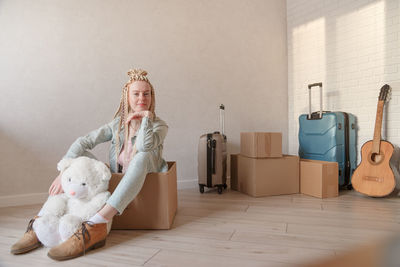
[10,216,42,255]
[47,221,107,261]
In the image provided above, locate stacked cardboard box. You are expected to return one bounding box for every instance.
[240,132,282,158]
[300,159,338,198]
[231,132,299,197]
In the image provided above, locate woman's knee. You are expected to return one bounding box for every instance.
[125,151,155,174]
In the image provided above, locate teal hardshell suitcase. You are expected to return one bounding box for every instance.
[298,83,357,188]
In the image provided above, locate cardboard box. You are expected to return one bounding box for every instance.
[108,161,177,229]
[231,154,299,197]
[240,132,282,158]
[300,159,338,198]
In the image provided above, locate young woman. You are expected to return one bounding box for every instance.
[11,68,168,260]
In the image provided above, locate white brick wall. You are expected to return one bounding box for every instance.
[287,0,400,164]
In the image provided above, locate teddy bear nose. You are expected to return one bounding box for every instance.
[70,191,76,196]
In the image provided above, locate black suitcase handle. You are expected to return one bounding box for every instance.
[219,104,226,140]
[206,136,217,188]
[211,139,216,174]
[308,82,322,89]
[307,82,323,119]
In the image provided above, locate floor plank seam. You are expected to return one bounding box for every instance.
[119,231,344,254]
[142,248,162,266]
[227,238,338,254]
[228,229,236,241]
[150,247,291,266]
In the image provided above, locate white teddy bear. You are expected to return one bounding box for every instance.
[33,156,112,247]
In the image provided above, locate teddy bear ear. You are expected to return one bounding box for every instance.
[57,158,74,172]
[94,161,112,181]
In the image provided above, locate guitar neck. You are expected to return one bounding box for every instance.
[372,100,384,154]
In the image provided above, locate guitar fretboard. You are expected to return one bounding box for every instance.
[372,101,384,154]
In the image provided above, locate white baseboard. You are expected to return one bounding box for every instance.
[0,177,231,208]
[178,177,231,190]
[0,193,48,208]
[177,179,198,189]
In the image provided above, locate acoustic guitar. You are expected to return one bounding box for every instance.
[352,84,395,197]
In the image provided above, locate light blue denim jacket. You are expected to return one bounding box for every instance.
[62,116,168,173]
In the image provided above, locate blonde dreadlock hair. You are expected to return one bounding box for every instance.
[113,68,156,171]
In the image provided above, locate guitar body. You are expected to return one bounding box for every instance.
[352,140,395,197]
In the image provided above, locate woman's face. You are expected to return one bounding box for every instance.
[128,81,152,112]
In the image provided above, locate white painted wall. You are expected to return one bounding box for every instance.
[287,0,400,163]
[0,0,288,204]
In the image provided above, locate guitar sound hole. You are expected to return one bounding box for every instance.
[370,153,383,163]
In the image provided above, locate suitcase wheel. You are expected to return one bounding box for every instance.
[217,186,223,194]
[199,185,205,194]
[347,184,353,190]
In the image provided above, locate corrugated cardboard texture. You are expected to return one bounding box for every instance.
[240,132,282,158]
[300,159,338,198]
[108,161,177,230]
[235,154,299,197]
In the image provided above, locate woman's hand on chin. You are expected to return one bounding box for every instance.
[141,111,154,120]
[126,111,153,123]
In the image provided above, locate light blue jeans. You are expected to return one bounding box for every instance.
[83,150,166,215]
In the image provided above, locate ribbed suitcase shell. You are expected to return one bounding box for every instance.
[298,112,357,187]
[198,105,227,193]
[198,133,227,188]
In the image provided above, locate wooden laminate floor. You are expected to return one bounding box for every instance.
[0,188,399,267]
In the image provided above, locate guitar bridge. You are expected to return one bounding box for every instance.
[363,176,383,183]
